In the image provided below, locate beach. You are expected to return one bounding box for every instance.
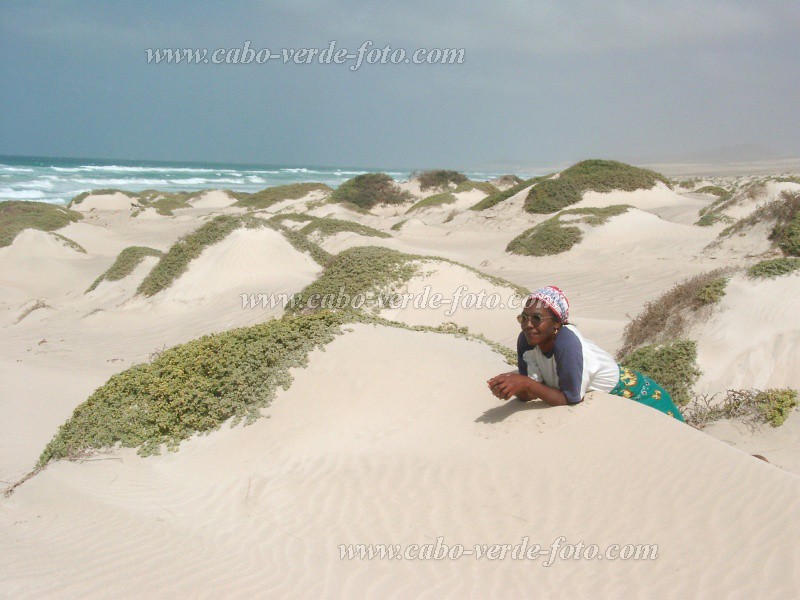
[1,162,799,598]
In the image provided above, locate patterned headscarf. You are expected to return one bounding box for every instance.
[526,286,570,323]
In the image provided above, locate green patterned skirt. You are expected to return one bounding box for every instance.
[610,366,685,422]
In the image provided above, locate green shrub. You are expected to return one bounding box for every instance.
[299,217,390,239]
[231,183,331,210]
[506,205,629,256]
[469,177,540,211]
[695,212,730,226]
[37,311,353,463]
[685,388,798,428]
[620,339,701,407]
[454,180,499,195]
[695,277,729,305]
[768,192,800,256]
[391,219,407,231]
[491,175,523,188]
[696,186,729,197]
[0,201,84,247]
[135,190,198,216]
[524,160,669,214]
[267,213,315,226]
[415,170,468,191]
[329,173,411,209]
[49,232,86,253]
[137,215,266,297]
[407,192,457,212]
[87,246,163,292]
[507,217,582,256]
[287,246,420,314]
[747,257,800,279]
[271,224,331,266]
[618,270,731,358]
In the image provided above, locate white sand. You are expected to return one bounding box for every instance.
[1,325,798,598]
[71,191,138,211]
[2,175,799,597]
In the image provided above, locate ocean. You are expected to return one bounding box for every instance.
[0,155,506,205]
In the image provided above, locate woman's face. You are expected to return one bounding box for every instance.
[520,303,559,348]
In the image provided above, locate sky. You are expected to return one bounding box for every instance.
[1,1,799,171]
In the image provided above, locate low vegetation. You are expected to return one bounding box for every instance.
[329,173,412,210]
[469,177,540,211]
[36,309,520,466]
[407,192,457,212]
[747,257,800,279]
[415,170,468,191]
[135,190,196,216]
[453,180,499,195]
[270,224,331,266]
[491,175,523,189]
[286,246,420,314]
[137,214,267,297]
[231,183,331,210]
[506,205,629,256]
[391,219,407,231]
[617,269,731,358]
[619,339,701,407]
[0,200,84,247]
[685,388,798,429]
[524,160,669,214]
[696,185,730,197]
[298,216,390,239]
[87,246,163,292]
[37,311,354,463]
[49,232,86,253]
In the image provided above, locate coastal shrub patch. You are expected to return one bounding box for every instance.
[696,186,730,197]
[329,173,412,209]
[617,269,731,358]
[469,177,540,211]
[135,190,197,216]
[506,205,629,256]
[231,183,332,210]
[620,339,701,407]
[415,170,468,191]
[299,217,390,239]
[35,309,522,467]
[524,160,669,214]
[747,257,800,279]
[491,175,523,189]
[87,246,163,292]
[507,217,582,256]
[391,219,407,231]
[454,180,499,195]
[271,224,331,266]
[37,311,353,463]
[287,246,420,314]
[267,213,315,226]
[685,388,798,429]
[49,232,86,253]
[0,200,84,247]
[137,215,268,297]
[716,191,800,253]
[407,192,457,212]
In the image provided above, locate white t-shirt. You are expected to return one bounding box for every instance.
[517,324,619,404]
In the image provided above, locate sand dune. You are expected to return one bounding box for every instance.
[1,325,798,598]
[2,171,799,598]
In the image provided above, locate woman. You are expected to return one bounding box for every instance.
[487,286,684,421]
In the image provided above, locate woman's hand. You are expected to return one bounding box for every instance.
[487,373,534,401]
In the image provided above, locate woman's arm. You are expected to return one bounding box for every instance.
[486,373,569,406]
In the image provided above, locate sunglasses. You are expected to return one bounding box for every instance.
[517,313,556,326]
